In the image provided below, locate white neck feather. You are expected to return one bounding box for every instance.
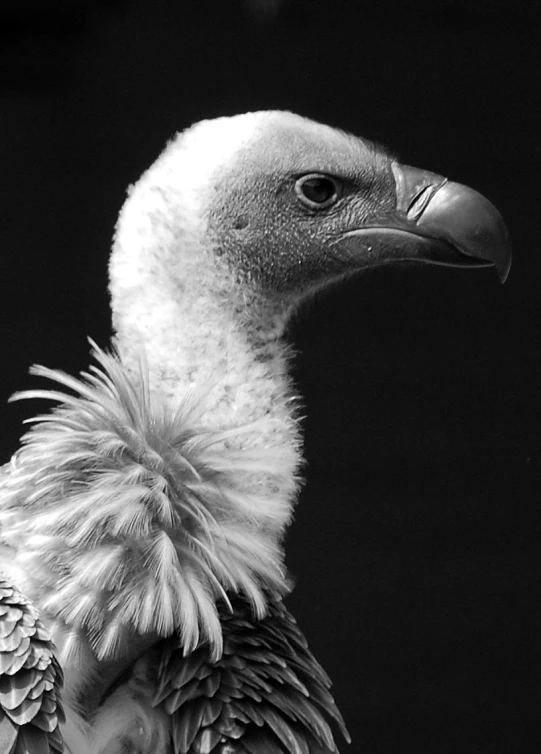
[109,133,303,530]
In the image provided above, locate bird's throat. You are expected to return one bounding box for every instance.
[111,259,303,495]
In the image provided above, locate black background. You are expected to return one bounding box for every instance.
[1,1,540,751]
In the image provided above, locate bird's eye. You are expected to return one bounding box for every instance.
[295,174,340,209]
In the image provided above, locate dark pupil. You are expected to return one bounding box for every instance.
[302,177,334,203]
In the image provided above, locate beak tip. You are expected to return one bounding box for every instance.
[497,250,512,284]
[499,228,513,283]
[413,177,513,283]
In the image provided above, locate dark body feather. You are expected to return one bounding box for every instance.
[0,579,64,754]
[156,596,349,754]
[113,596,350,754]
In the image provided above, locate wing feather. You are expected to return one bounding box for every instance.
[156,595,349,753]
[0,579,64,753]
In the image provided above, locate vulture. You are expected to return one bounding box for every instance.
[0,111,511,754]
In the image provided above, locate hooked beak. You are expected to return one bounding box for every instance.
[339,163,512,282]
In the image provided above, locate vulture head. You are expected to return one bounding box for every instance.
[110,109,510,445]
[5,111,511,680]
[111,109,510,317]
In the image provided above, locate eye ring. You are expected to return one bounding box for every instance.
[294,174,340,209]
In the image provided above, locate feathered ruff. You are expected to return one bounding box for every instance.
[0,342,294,664]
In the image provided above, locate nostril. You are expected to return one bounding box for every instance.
[406,181,446,222]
